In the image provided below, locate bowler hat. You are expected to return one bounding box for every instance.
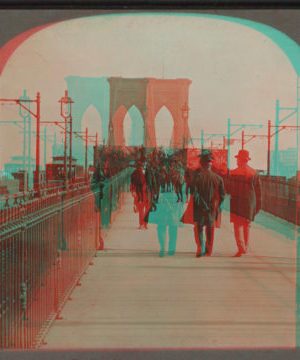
[198,149,214,162]
[235,149,251,160]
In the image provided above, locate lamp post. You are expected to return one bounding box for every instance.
[181,102,189,148]
[59,90,74,183]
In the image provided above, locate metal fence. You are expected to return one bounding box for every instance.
[260,175,300,225]
[224,174,300,225]
[0,167,132,349]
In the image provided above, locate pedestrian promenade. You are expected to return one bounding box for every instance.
[41,193,296,349]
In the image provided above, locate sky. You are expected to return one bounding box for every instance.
[0,13,297,170]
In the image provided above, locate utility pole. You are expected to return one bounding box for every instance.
[242,130,245,150]
[69,115,73,181]
[227,118,231,175]
[296,75,300,347]
[85,127,88,181]
[267,120,271,177]
[36,92,41,195]
[44,127,47,170]
[274,100,279,175]
[227,119,262,175]
[1,92,41,194]
[273,98,297,176]
[28,115,31,188]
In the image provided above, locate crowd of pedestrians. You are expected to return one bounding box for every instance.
[92,145,262,258]
[129,147,261,257]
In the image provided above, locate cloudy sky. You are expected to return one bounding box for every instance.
[0,13,297,170]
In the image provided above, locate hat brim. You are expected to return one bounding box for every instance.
[235,155,251,160]
[198,155,214,161]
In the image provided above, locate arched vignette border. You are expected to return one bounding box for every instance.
[1,12,300,346]
[1,13,300,76]
[0,22,60,78]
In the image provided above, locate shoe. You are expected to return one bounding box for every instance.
[159,251,165,258]
[196,252,205,257]
[204,252,212,257]
[167,251,175,256]
[234,251,243,257]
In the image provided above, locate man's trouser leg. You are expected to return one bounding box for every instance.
[234,222,245,253]
[179,184,183,202]
[243,221,251,252]
[136,185,143,202]
[157,225,167,256]
[137,203,144,227]
[196,223,206,255]
[205,225,215,255]
[168,225,178,256]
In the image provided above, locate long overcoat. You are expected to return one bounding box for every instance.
[145,190,184,228]
[228,165,261,222]
[190,167,225,227]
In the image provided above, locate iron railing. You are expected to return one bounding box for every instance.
[0,167,132,349]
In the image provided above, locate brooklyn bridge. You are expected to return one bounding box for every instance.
[1,10,300,360]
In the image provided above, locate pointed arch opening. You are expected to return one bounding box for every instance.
[127,105,144,146]
[154,106,174,150]
[81,104,102,166]
[81,104,102,140]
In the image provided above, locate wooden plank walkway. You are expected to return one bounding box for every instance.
[41,193,296,349]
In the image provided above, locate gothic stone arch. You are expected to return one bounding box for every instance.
[64,76,109,162]
[107,77,192,148]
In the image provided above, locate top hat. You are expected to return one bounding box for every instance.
[198,149,214,162]
[235,149,251,160]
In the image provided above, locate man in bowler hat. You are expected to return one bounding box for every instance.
[228,149,261,257]
[190,149,225,257]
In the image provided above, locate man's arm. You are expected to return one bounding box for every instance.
[255,174,262,214]
[218,176,225,205]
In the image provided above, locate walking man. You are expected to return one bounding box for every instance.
[191,149,225,257]
[228,149,261,257]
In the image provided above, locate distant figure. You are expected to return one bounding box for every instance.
[145,160,157,203]
[228,150,261,257]
[184,163,193,202]
[171,160,185,203]
[131,162,148,230]
[91,162,106,249]
[91,162,105,213]
[130,162,145,203]
[190,149,225,257]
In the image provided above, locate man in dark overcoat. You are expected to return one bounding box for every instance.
[91,160,106,249]
[228,149,261,257]
[190,149,225,257]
